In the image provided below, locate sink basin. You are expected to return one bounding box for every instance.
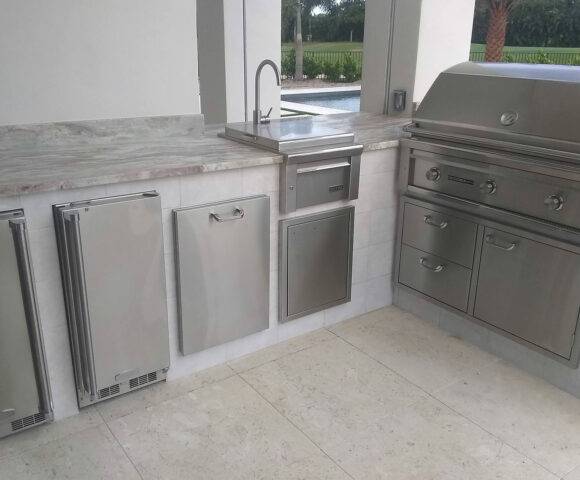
[222,117,355,153]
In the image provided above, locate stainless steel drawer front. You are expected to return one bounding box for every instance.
[296,158,350,209]
[474,228,580,359]
[402,203,477,268]
[174,196,270,355]
[399,244,471,312]
[279,206,354,323]
[280,145,362,213]
[411,153,580,230]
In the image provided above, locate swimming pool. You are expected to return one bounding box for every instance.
[281,89,361,112]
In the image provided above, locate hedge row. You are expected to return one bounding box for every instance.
[282,51,362,82]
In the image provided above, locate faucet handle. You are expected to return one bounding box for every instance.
[260,107,273,124]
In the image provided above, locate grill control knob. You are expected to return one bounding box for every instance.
[544,194,565,211]
[481,179,497,195]
[425,167,441,182]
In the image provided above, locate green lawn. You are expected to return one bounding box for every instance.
[471,43,580,53]
[282,41,363,52]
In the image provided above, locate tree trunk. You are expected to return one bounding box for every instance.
[485,2,509,62]
[295,3,304,80]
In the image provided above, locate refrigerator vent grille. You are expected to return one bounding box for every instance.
[129,371,158,389]
[98,384,120,399]
[11,413,46,432]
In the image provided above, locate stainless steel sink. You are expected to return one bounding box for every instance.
[222,117,355,153]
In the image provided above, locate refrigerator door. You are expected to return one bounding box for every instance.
[56,193,169,406]
[0,210,52,438]
[174,195,270,355]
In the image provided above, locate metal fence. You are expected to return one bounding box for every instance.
[282,49,363,67]
[469,50,580,65]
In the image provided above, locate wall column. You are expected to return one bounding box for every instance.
[197,0,281,125]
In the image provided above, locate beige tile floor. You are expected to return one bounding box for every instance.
[3,306,580,479]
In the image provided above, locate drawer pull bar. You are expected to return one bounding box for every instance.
[297,161,351,174]
[424,215,448,229]
[419,257,445,273]
[210,207,245,222]
[485,234,517,252]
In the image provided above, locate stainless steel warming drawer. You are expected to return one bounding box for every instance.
[280,145,363,213]
[279,206,354,323]
[0,210,52,438]
[173,195,270,355]
[54,192,170,407]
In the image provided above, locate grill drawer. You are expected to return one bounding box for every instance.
[399,245,471,312]
[402,203,477,268]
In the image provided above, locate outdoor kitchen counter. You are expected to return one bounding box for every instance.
[0,112,407,198]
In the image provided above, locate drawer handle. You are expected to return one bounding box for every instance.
[210,207,245,222]
[485,234,517,252]
[296,161,351,174]
[424,215,448,229]
[419,257,445,273]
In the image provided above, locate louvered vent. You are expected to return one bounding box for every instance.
[11,413,46,432]
[98,384,120,399]
[129,371,158,389]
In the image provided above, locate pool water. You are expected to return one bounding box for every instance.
[281,91,361,112]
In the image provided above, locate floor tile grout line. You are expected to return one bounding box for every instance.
[237,373,357,480]
[100,413,146,480]
[329,326,562,478]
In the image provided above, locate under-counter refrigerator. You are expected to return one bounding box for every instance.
[0,210,53,438]
[54,192,169,408]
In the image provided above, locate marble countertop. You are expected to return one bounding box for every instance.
[0,112,408,198]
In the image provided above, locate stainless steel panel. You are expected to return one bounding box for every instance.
[413,62,580,153]
[174,196,270,355]
[474,227,580,359]
[402,203,477,268]
[399,244,471,312]
[54,193,169,407]
[279,206,354,323]
[280,145,362,213]
[410,152,580,231]
[0,210,52,438]
[223,117,355,152]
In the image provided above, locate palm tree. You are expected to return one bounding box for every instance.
[484,0,520,62]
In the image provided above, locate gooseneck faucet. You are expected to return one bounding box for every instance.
[253,59,281,125]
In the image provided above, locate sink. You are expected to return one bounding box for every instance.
[222,117,355,153]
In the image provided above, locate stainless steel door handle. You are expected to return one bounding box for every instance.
[485,234,517,251]
[424,215,448,229]
[296,161,351,174]
[419,257,445,273]
[8,218,53,414]
[210,207,245,222]
[64,212,98,400]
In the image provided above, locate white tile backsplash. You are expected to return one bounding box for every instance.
[6,146,399,422]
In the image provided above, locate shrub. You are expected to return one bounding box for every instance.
[281,50,295,78]
[342,54,361,82]
[323,60,343,82]
[571,56,580,66]
[534,51,554,65]
[303,55,323,79]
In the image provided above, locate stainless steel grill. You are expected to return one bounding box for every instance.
[396,62,580,366]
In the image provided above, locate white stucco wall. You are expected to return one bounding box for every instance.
[0,0,200,125]
[413,0,476,103]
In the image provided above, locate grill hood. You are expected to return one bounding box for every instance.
[409,62,580,158]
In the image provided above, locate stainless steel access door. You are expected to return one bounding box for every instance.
[0,210,52,438]
[474,227,580,359]
[174,195,270,355]
[54,193,169,407]
[279,206,354,323]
